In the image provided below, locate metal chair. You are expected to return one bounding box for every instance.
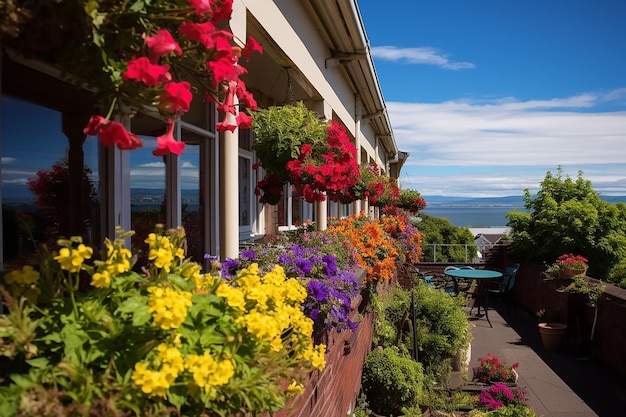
[486,263,520,315]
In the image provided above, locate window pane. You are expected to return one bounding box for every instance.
[181,130,203,263]
[239,156,250,227]
[1,95,100,267]
[130,118,166,264]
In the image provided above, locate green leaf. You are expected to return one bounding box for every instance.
[25,357,49,369]
[167,384,187,410]
[199,327,225,346]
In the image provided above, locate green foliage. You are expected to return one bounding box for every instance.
[420,388,477,414]
[415,214,477,262]
[559,275,606,307]
[0,227,326,416]
[506,167,626,279]
[372,284,411,349]
[608,257,626,288]
[361,346,424,416]
[412,281,471,379]
[251,102,328,179]
[469,404,538,417]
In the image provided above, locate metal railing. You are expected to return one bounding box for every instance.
[423,243,492,263]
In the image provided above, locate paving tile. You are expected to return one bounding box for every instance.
[468,300,626,417]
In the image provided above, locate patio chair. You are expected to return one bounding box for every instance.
[444,265,474,293]
[486,263,519,316]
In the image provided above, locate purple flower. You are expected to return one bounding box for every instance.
[240,250,256,260]
[222,258,240,279]
[307,280,331,303]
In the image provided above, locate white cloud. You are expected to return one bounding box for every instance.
[138,161,166,168]
[1,157,16,165]
[391,90,626,196]
[371,46,475,70]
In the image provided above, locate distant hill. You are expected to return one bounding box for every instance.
[422,195,626,208]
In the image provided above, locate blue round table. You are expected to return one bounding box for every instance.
[445,269,502,327]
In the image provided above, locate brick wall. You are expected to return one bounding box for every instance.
[274,271,375,417]
[513,263,626,376]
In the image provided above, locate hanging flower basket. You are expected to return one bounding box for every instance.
[251,102,328,180]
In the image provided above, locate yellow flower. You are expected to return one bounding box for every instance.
[185,353,234,389]
[131,362,170,398]
[147,286,193,329]
[216,282,246,311]
[286,380,304,397]
[54,244,93,273]
[91,270,111,288]
[300,344,326,371]
[3,265,40,285]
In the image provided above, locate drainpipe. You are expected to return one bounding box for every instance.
[386,152,399,176]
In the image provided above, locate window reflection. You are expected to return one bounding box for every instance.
[180,129,203,263]
[129,117,167,266]
[1,95,100,268]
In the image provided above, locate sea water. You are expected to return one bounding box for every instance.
[421,206,526,228]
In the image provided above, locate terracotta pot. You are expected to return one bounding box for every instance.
[538,322,568,351]
[558,267,587,279]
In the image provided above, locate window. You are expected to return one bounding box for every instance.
[1,95,100,268]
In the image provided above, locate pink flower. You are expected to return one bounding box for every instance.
[159,81,192,113]
[123,57,171,86]
[152,120,186,156]
[146,29,182,62]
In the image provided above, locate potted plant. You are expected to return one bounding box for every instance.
[472,354,519,385]
[251,102,361,204]
[547,253,589,279]
[536,308,568,351]
[398,188,426,214]
[558,275,606,358]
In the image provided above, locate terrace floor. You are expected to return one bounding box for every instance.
[453,299,626,417]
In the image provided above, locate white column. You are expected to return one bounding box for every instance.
[219,104,239,260]
[316,199,327,231]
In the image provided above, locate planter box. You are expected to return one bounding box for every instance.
[274,270,373,417]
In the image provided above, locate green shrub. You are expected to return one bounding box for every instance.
[413,281,471,378]
[361,346,424,416]
[372,284,410,349]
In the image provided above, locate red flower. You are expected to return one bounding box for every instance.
[216,119,237,132]
[236,112,253,129]
[208,57,239,87]
[146,29,182,62]
[83,115,109,136]
[178,21,216,49]
[152,120,186,156]
[99,122,143,150]
[123,57,171,86]
[188,0,214,16]
[242,35,263,60]
[159,81,192,113]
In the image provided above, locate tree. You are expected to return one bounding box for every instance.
[506,167,626,280]
[414,213,477,262]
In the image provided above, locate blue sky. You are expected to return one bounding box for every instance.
[358,0,626,197]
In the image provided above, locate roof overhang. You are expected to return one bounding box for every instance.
[302,0,398,156]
